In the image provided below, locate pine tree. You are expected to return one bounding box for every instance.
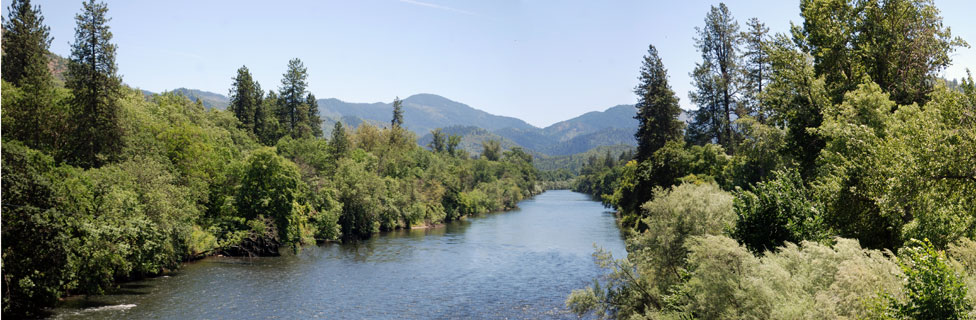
[255,90,282,145]
[1,0,57,149]
[741,17,770,123]
[329,121,349,161]
[279,58,308,135]
[634,44,684,162]
[306,93,323,137]
[66,0,122,168]
[391,96,404,128]
[687,3,741,154]
[228,65,262,133]
[2,0,51,86]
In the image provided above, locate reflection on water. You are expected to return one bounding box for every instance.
[52,190,626,319]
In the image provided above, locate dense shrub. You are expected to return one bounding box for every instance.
[732,168,829,253]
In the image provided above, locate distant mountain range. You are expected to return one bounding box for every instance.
[156,89,688,158]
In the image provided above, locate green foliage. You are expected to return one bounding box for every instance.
[481,139,501,161]
[66,0,123,168]
[237,148,308,245]
[391,96,404,128]
[732,168,828,253]
[888,239,973,319]
[633,44,684,162]
[2,0,52,86]
[228,65,263,134]
[687,3,741,153]
[796,0,968,105]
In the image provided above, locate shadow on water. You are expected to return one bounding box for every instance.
[51,190,626,320]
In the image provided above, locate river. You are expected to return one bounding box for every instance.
[52,190,626,319]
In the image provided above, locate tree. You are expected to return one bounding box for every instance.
[279,58,308,136]
[2,0,50,86]
[306,93,323,137]
[447,134,462,157]
[228,65,262,133]
[391,96,404,128]
[1,0,58,150]
[66,0,122,168]
[329,121,349,161]
[796,0,967,105]
[687,3,741,154]
[740,17,770,123]
[634,44,684,162]
[481,139,501,161]
[429,128,446,152]
[255,90,282,145]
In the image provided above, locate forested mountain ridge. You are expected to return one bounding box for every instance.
[165,90,648,156]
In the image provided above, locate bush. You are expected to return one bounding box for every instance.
[732,168,829,253]
[888,239,973,319]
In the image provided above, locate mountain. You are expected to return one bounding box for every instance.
[319,94,536,136]
[324,94,651,157]
[171,88,229,110]
[542,104,639,141]
[163,90,657,159]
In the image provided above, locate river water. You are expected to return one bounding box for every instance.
[52,190,626,319]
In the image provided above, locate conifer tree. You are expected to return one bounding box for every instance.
[634,44,684,162]
[1,0,57,149]
[687,3,741,153]
[279,58,308,135]
[66,0,122,168]
[228,65,262,132]
[741,17,770,123]
[255,90,282,145]
[391,96,404,128]
[2,0,51,86]
[306,93,323,137]
[329,121,349,161]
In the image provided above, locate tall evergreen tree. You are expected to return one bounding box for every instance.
[278,58,308,135]
[1,0,57,150]
[255,90,282,145]
[66,0,122,168]
[329,121,349,161]
[741,17,770,123]
[228,65,262,133]
[687,3,741,154]
[306,93,323,137]
[2,0,50,86]
[391,96,404,128]
[634,44,685,162]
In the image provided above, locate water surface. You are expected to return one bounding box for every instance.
[53,190,626,319]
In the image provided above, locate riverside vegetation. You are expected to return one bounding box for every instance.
[0,0,538,316]
[568,0,976,319]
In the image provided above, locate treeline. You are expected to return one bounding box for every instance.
[569,0,976,319]
[0,0,537,317]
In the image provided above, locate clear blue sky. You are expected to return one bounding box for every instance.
[8,0,975,127]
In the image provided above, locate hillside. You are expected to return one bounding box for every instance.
[319,94,536,135]
[165,90,651,158]
[171,88,230,110]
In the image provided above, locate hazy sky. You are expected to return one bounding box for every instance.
[8,0,975,127]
